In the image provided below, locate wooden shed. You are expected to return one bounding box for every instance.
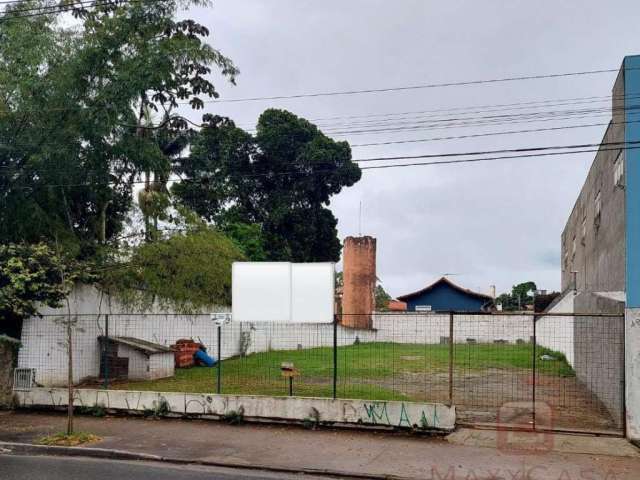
[98,336,174,381]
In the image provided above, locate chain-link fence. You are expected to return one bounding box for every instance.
[17,311,624,433]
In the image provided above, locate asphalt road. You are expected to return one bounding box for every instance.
[0,455,332,480]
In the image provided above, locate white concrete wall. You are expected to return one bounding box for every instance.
[14,387,455,431]
[371,314,533,344]
[18,284,560,387]
[17,285,229,386]
[20,312,540,387]
[536,291,575,365]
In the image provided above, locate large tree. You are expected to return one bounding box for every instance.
[173,110,362,262]
[0,0,237,255]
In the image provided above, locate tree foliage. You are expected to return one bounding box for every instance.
[497,281,537,311]
[102,229,245,311]
[0,244,67,318]
[375,285,392,311]
[173,110,361,262]
[223,222,268,261]
[1,2,364,319]
[0,0,237,253]
[0,243,88,335]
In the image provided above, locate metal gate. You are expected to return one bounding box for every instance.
[451,312,625,435]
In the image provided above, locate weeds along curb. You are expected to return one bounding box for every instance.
[14,405,452,437]
[0,441,415,480]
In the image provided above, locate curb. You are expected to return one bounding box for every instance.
[0,441,412,480]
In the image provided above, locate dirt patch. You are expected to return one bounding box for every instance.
[334,369,620,433]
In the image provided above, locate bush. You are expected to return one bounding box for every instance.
[103,229,245,311]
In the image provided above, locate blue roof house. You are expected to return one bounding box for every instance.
[396,277,495,312]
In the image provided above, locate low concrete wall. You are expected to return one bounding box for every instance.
[14,387,455,431]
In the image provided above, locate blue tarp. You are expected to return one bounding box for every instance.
[194,349,216,367]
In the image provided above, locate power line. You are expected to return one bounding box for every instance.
[4,90,639,119]
[2,139,636,174]
[5,100,631,142]
[359,144,640,170]
[0,0,107,19]
[313,99,640,129]
[295,113,606,139]
[0,105,627,149]
[350,122,612,148]
[203,68,630,104]
[353,140,638,163]
[234,93,638,130]
[1,0,112,14]
[1,105,632,165]
[302,106,618,134]
[2,143,637,190]
[0,0,65,4]
[320,110,618,137]
[284,94,623,124]
[1,4,92,19]
[0,0,161,20]
[8,65,619,106]
[235,101,640,137]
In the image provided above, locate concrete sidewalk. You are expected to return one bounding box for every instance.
[1,411,639,479]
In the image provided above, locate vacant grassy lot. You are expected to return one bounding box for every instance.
[112,342,574,402]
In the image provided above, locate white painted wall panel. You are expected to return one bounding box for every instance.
[232,262,334,323]
[291,263,334,323]
[536,291,575,365]
[232,262,292,322]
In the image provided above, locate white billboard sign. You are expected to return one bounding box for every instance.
[232,262,335,323]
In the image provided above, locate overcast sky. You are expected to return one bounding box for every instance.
[178,0,640,297]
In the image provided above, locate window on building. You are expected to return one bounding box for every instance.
[614,152,625,188]
[594,191,602,228]
[571,235,576,258]
[581,216,587,245]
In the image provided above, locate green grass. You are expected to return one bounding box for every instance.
[112,342,574,401]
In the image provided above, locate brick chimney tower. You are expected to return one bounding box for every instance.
[341,236,376,329]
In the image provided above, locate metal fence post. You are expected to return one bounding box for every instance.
[532,315,537,430]
[333,314,338,400]
[217,323,222,394]
[448,311,454,406]
[103,314,109,390]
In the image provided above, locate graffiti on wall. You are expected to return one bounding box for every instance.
[360,401,441,428]
[18,388,453,431]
